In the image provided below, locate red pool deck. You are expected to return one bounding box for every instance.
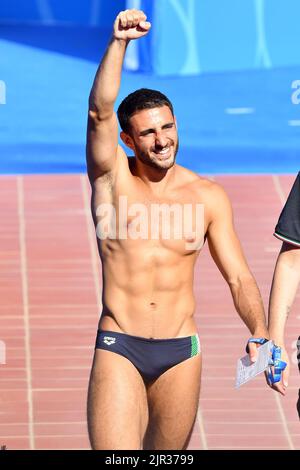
[0,174,299,450]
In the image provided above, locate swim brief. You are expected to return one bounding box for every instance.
[95,329,201,382]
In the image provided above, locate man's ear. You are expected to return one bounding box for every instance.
[174,116,177,130]
[120,131,134,150]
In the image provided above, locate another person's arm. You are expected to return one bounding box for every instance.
[86,9,151,182]
[268,172,300,394]
[206,183,269,361]
[268,242,300,394]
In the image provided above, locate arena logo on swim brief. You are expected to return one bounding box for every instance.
[291,80,300,104]
[0,81,6,105]
[0,340,6,365]
[95,197,205,250]
[103,336,116,346]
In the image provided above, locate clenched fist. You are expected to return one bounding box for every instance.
[113,9,151,41]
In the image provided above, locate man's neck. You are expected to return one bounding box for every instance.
[133,159,177,195]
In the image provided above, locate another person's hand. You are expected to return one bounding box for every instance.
[266,344,289,396]
[113,9,151,42]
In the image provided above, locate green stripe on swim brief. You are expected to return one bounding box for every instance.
[191,334,200,357]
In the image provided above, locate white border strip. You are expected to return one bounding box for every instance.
[274,394,294,449]
[0,80,6,105]
[196,406,208,450]
[225,107,255,115]
[17,176,35,450]
[272,174,286,205]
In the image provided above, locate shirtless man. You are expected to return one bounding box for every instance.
[268,172,300,396]
[86,9,269,450]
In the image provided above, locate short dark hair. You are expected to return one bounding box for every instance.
[117,88,174,134]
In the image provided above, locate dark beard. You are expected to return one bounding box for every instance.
[136,139,179,170]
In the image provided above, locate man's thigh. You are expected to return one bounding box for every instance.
[87,349,149,449]
[144,354,202,450]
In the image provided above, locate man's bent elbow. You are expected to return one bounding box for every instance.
[88,107,114,124]
[88,91,115,121]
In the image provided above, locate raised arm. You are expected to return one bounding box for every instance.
[268,242,300,393]
[86,10,151,182]
[206,183,269,358]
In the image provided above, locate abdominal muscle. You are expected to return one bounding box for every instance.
[97,239,199,339]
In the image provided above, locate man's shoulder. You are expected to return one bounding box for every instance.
[175,164,211,186]
[175,164,225,195]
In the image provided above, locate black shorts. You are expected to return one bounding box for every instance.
[274,172,300,247]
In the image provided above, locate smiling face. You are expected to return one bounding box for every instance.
[121,106,179,170]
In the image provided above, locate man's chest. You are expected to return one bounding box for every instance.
[93,183,207,253]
